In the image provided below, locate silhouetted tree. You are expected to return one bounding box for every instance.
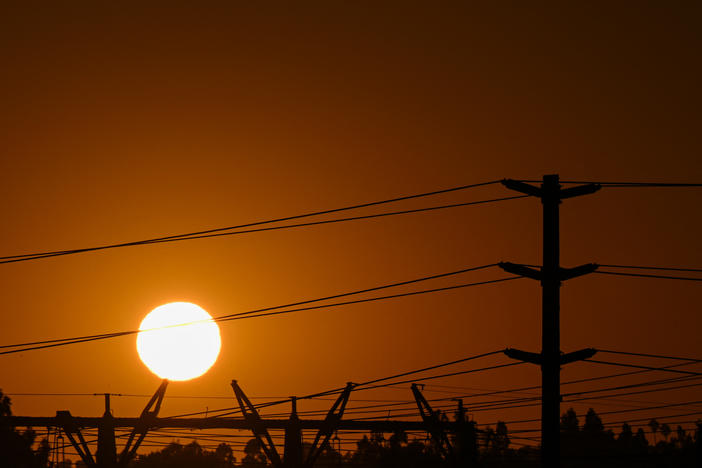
[560,408,579,434]
[0,389,49,468]
[634,428,649,451]
[132,440,235,468]
[648,418,660,445]
[241,438,267,467]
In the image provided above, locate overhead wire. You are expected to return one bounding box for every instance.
[0,263,499,349]
[596,349,702,362]
[598,264,702,273]
[513,180,702,187]
[1,273,521,355]
[584,359,702,376]
[167,350,513,418]
[9,177,702,451]
[181,360,527,420]
[594,271,702,281]
[0,180,510,264]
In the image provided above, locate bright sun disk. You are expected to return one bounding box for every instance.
[136,302,221,381]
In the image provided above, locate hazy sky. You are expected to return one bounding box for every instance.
[1,1,701,453]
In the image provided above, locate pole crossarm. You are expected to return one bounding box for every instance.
[498,262,599,282]
[119,379,168,467]
[504,348,598,366]
[304,382,355,468]
[559,184,601,199]
[501,179,601,199]
[560,264,599,280]
[504,348,542,365]
[231,379,283,468]
[411,384,454,463]
[560,348,597,365]
[498,262,542,280]
[501,179,544,197]
[56,410,96,467]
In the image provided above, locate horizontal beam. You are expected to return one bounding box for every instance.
[8,416,464,432]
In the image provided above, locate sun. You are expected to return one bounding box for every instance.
[136,302,222,381]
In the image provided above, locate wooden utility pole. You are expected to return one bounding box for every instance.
[500,174,599,468]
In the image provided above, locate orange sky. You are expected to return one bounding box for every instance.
[1,1,701,456]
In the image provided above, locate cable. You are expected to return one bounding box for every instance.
[169,350,513,418]
[599,264,702,273]
[594,271,702,281]
[563,373,702,397]
[584,359,702,376]
[601,183,702,187]
[603,411,702,427]
[4,392,294,400]
[562,381,702,404]
[514,180,702,187]
[216,361,526,418]
[596,399,702,416]
[204,361,527,419]
[596,349,702,362]
[353,350,507,389]
[0,263,497,350]
[359,362,526,392]
[0,181,510,264]
[2,180,501,261]
[1,275,521,355]
[166,359,702,420]
[403,359,702,405]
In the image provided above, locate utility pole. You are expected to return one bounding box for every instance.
[97,393,117,468]
[500,174,599,468]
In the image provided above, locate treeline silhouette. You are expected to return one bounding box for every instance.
[0,390,49,467]
[2,388,701,467]
[123,408,702,468]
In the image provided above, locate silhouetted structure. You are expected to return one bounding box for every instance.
[500,174,600,468]
[7,380,470,468]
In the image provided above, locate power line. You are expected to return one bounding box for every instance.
[168,350,514,419]
[584,359,702,376]
[0,182,514,264]
[491,399,702,428]
[562,381,702,404]
[596,399,702,417]
[594,271,702,281]
[599,264,702,273]
[564,373,702,397]
[165,359,702,421]
[437,377,702,415]
[202,360,527,420]
[4,392,292,400]
[0,263,504,354]
[359,362,526,392]
[349,360,702,409]
[513,179,702,187]
[1,263,498,349]
[603,411,702,427]
[597,349,702,362]
[1,274,521,356]
[211,361,527,418]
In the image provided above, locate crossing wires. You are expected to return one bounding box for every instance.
[0,263,522,355]
[0,180,521,264]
